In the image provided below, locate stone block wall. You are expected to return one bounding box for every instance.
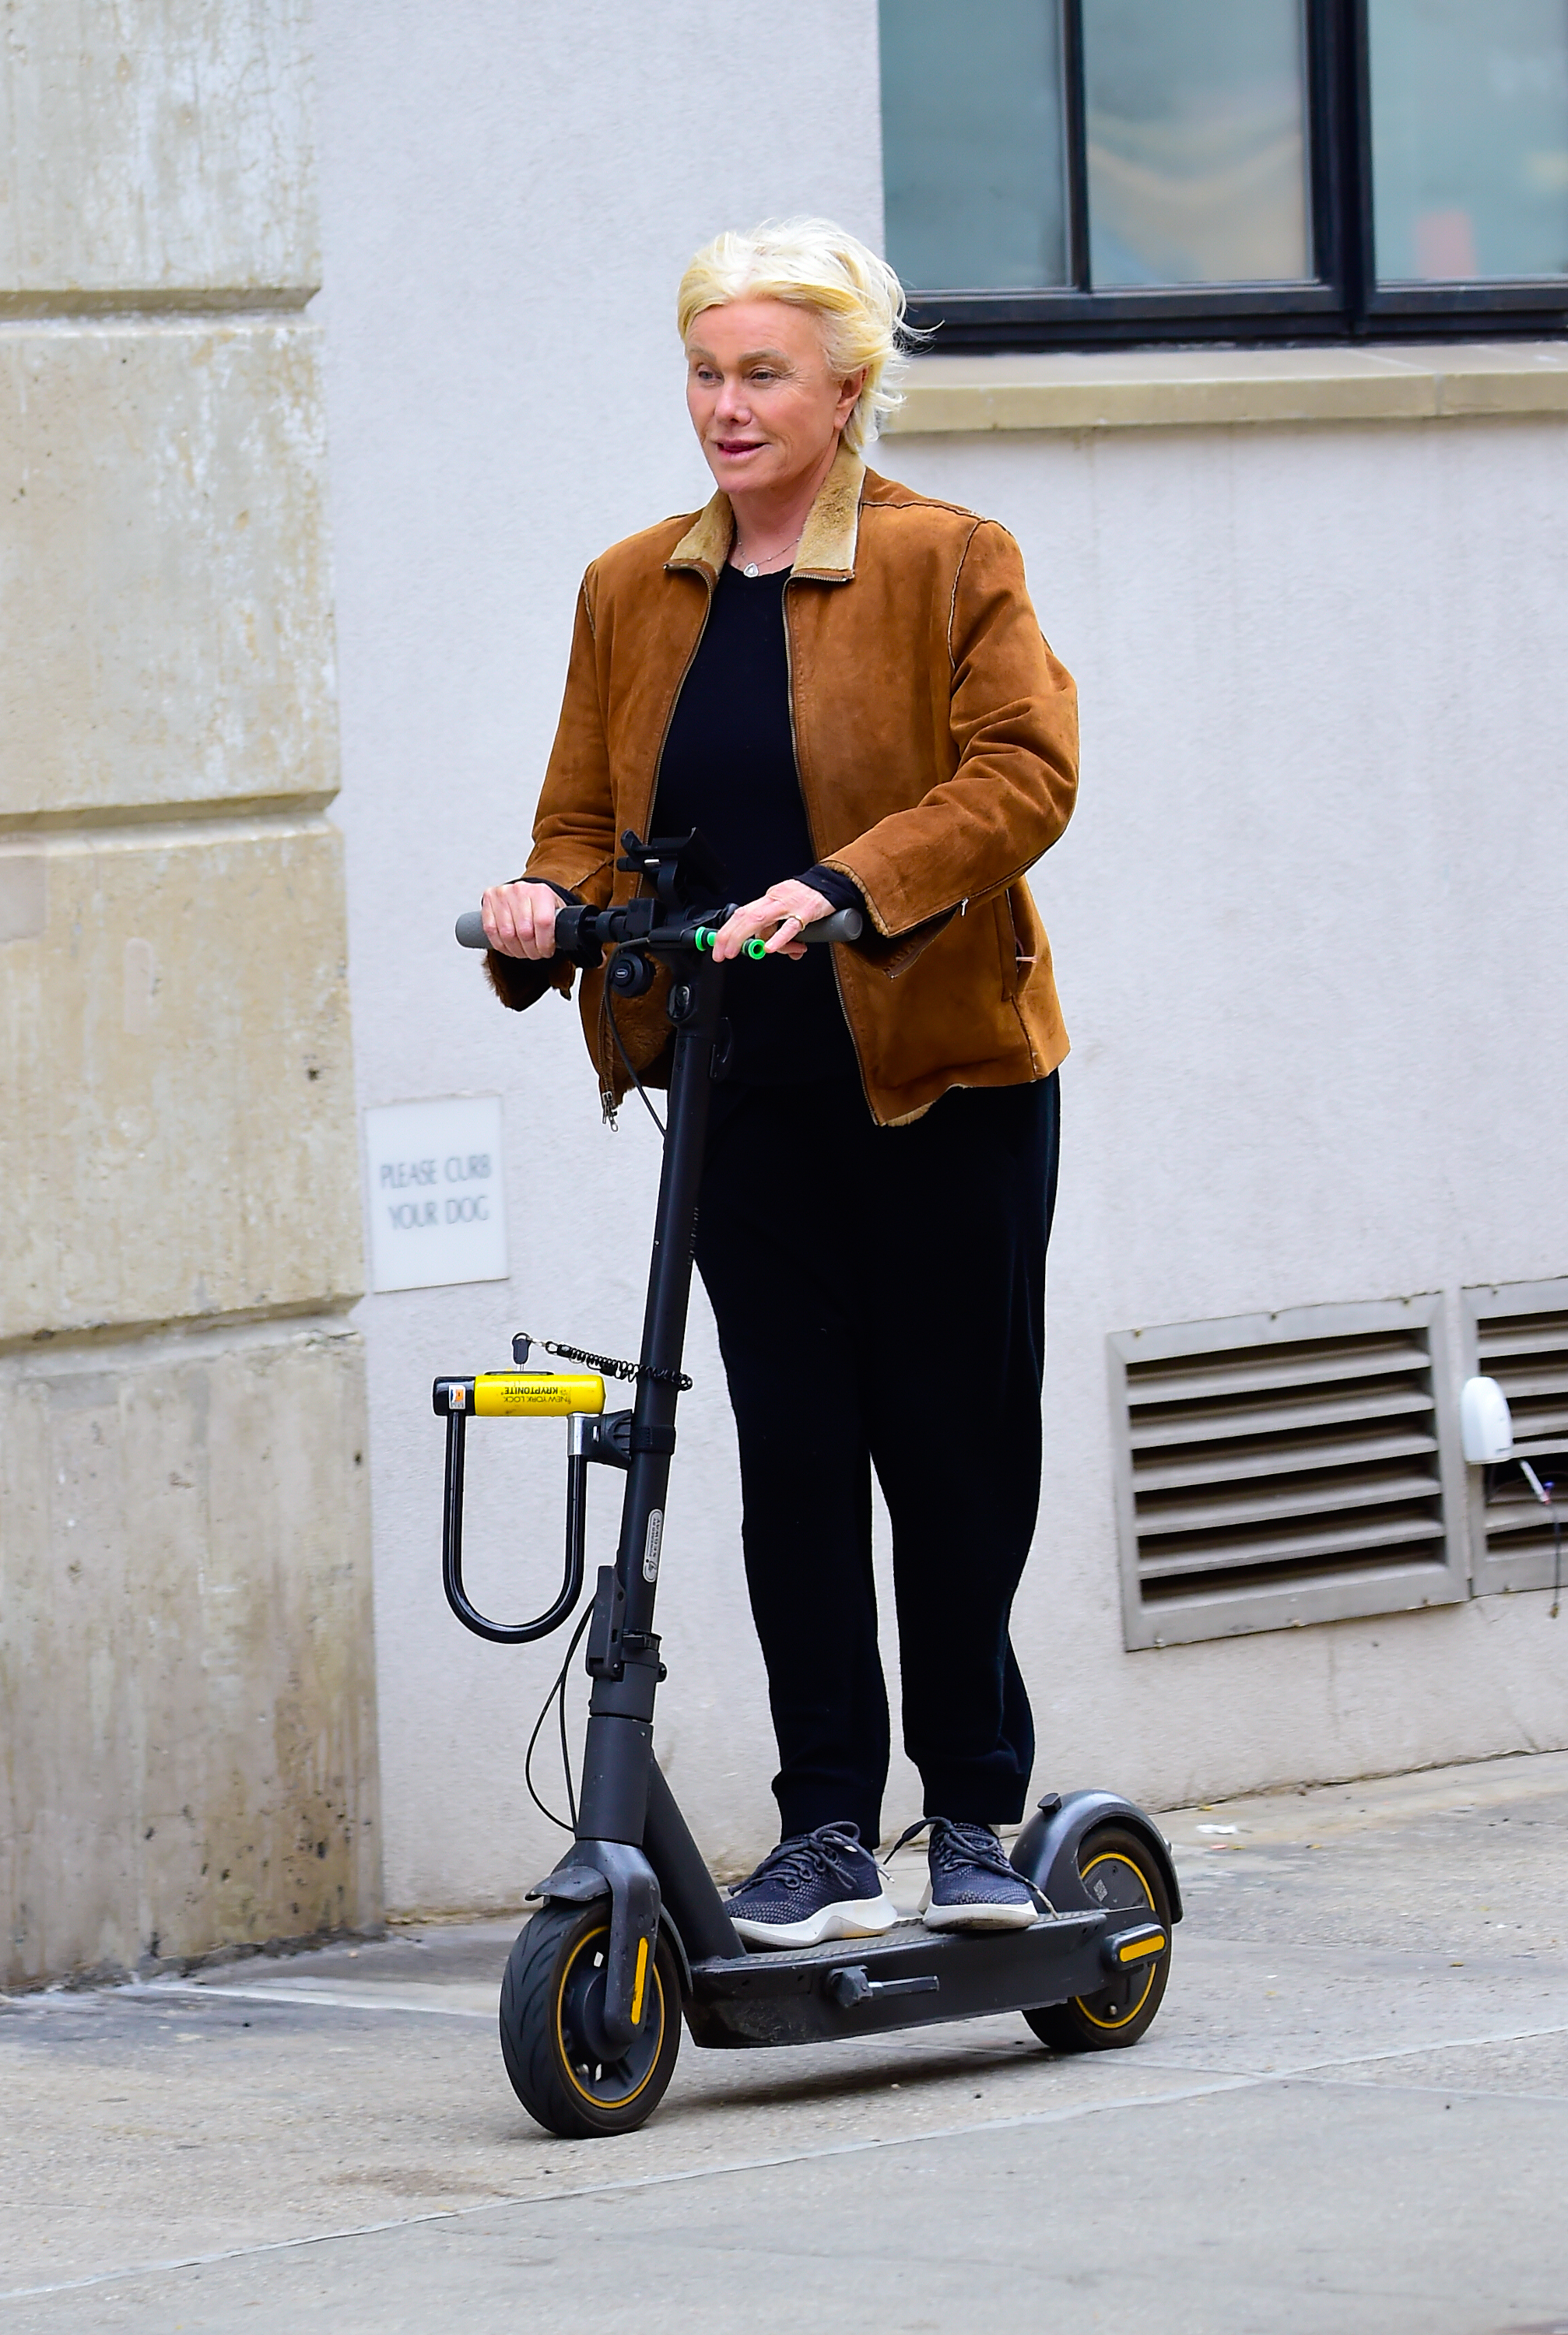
[0,1,378,1986]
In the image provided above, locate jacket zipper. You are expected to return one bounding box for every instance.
[598,567,717,1122]
[781,575,879,1124]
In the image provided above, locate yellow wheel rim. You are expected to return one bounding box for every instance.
[1075,1852,1159,2031]
[555,1922,666,2108]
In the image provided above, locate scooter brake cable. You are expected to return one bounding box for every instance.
[524,1603,594,1835]
[604,976,668,1138]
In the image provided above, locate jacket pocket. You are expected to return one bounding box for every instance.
[994,896,1022,999]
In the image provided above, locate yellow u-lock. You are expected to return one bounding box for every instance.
[472,1371,605,1417]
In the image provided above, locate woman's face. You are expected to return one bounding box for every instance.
[686,299,864,500]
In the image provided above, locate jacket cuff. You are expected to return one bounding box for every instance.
[483,950,574,1012]
[816,851,961,975]
[799,863,865,918]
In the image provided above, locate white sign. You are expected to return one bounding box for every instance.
[363,1095,509,1293]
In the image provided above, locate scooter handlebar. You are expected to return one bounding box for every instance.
[800,907,865,946]
[454,904,863,950]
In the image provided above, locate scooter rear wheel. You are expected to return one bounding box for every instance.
[500,1902,682,2138]
[1024,1823,1173,2053]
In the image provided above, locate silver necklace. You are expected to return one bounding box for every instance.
[736,528,802,578]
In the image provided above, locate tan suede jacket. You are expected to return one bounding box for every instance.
[489,444,1078,1127]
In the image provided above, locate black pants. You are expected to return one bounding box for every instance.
[693,1073,1059,1850]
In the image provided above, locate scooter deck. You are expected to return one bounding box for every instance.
[682,1908,1113,2050]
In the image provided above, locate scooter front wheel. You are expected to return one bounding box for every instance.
[1024,1823,1173,2053]
[500,1902,682,2138]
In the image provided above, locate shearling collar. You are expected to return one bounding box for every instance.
[667,441,865,584]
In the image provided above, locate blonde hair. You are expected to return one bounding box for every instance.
[677,218,910,453]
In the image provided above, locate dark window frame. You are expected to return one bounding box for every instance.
[897,0,1568,352]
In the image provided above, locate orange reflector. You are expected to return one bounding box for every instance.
[1117,1932,1166,1964]
[630,1935,650,2025]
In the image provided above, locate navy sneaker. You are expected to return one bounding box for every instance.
[904,1817,1044,1933]
[726,1823,899,1950]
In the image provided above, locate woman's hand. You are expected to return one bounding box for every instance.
[481,880,562,960]
[712,880,833,963]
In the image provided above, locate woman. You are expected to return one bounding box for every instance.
[481,219,1077,1948]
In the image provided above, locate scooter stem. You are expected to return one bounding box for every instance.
[574,953,724,1849]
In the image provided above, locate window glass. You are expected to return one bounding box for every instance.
[879,0,1068,289]
[1368,0,1568,280]
[1082,0,1312,286]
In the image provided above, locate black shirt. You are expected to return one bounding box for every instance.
[653,565,860,1084]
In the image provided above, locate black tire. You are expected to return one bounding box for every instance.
[1024,1823,1173,2054]
[499,1902,682,2139]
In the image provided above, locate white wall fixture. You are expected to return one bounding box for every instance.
[364,1096,508,1293]
[1461,1280,1568,1594]
[1459,1375,1514,1466]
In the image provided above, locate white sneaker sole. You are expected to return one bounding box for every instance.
[922,1898,1040,1933]
[731,1891,900,1950]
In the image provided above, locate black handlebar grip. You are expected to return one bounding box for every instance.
[802,907,863,945]
[454,909,488,950]
[552,903,588,957]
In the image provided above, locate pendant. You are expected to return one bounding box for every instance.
[742,562,759,578]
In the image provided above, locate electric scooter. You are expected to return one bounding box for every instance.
[441,830,1180,2139]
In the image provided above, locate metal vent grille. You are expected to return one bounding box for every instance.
[1110,1297,1465,1649]
[1464,1281,1568,1592]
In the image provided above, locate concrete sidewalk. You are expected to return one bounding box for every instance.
[4,1752,1568,2333]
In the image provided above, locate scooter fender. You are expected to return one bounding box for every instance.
[1009,1790,1183,1924]
[529,1839,663,2054]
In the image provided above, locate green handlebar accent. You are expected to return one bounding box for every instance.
[694,927,714,952]
[744,936,768,960]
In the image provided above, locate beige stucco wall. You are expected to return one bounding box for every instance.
[0,319,337,824]
[0,0,377,1988]
[0,1,316,308]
